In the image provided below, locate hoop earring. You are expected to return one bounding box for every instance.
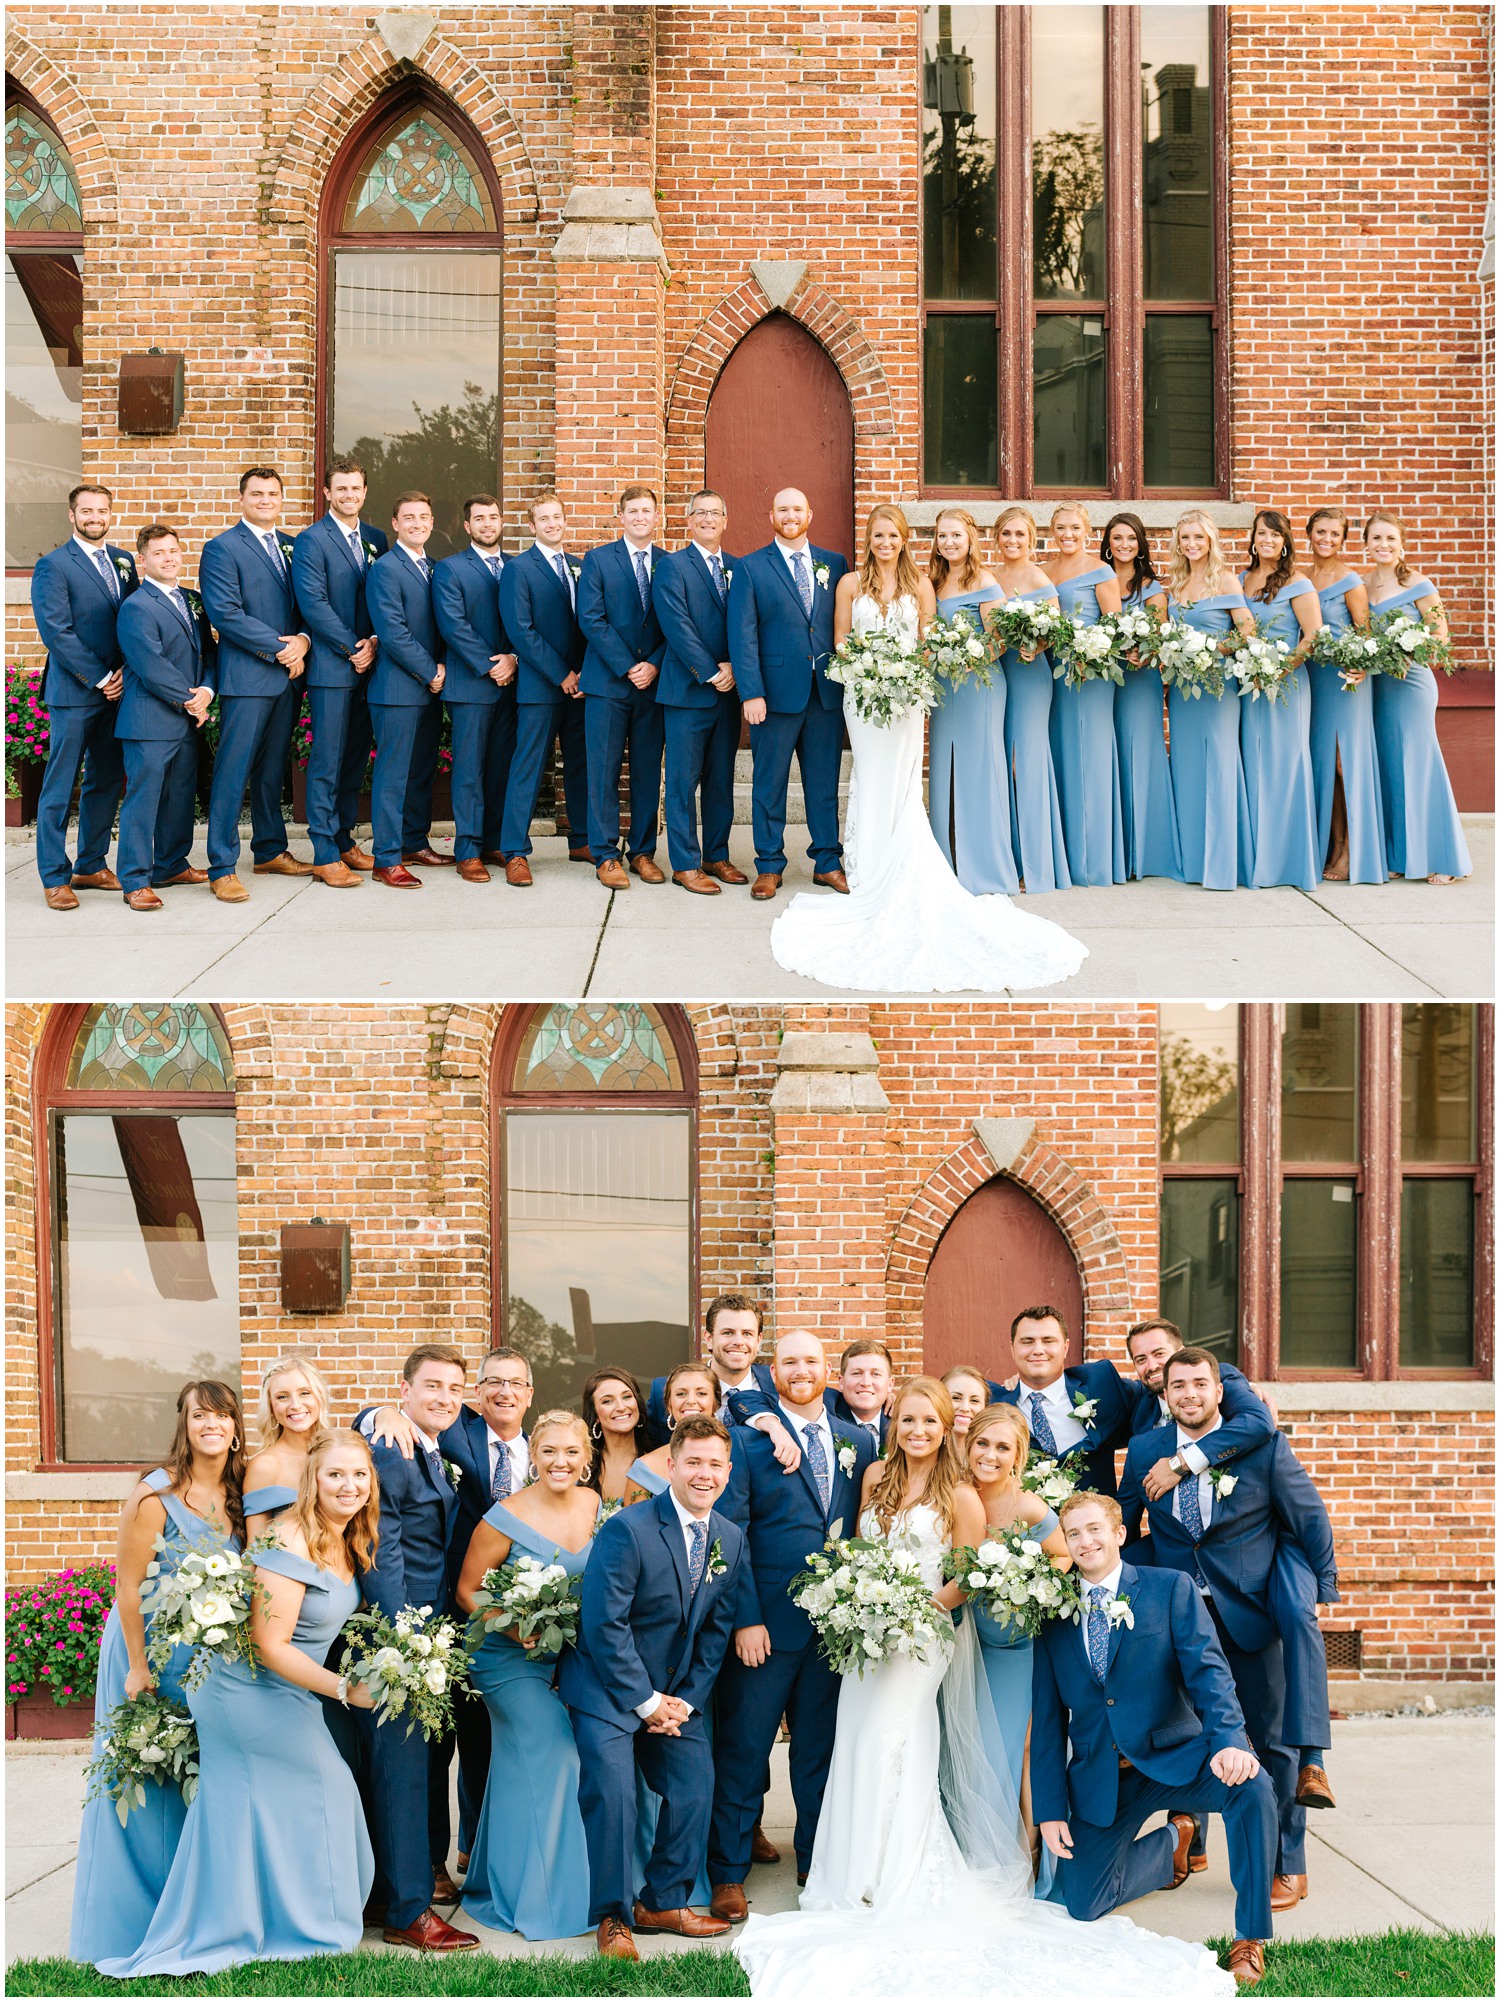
[591,1422,603,1443]
[666,1414,677,1433]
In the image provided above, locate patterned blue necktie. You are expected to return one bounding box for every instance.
[347,529,366,570]
[169,588,195,641]
[1178,1466,1205,1541]
[1029,1391,1059,1458]
[634,549,651,612]
[95,548,120,602]
[262,531,286,578]
[687,1518,708,1596]
[553,551,574,604]
[485,555,504,584]
[491,1441,513,1503]
[711,554,727,600]
[791,550,813,618]
[802,1422,831,1514]
[1087,1585,1111,1684]
[415,554,431,581]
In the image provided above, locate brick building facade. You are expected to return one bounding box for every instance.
[5,4,1493,800]
[6,999,1494,1687]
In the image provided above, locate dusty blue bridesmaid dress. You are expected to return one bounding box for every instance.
[1237,575,1320,891]
[1114,586,1182,880]
[242,1482,298,1529]
[462,1503,593,1939]
[1369,578,1472,880]
[96,1549,373,1974]
[972,1504,1062,1901]
[1001,586,1071,893]
[928,585,1018,894]
[1048,566,1125,886]
[71,1469,238,1967]
[1167,591,1252,890]
[1309,574,1386,884]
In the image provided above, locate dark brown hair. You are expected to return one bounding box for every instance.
[401,1343,467,1384]
[841,1338,893,1370]
[1101,512,1160,603]
[1126,1317,1184,1353]
[705,1291,764,1336]
[1162,1344,1222,1390]
[1010,1304,1069,1343]
[463,494,501,520]
[1246,509,1296,603]
[238,466,282,494]
[68,483,113,509]
[619,485,660,509]
[391,490,433,518]
[135,523,180,554]
[579,1367,650,1492]
[323,456,367,488]
[160,1380,246,1543]
[662,1361,724,1420]
[1305,506,1350,546]
[669,1414,732,1454]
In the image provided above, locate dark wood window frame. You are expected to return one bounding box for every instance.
[920,5,1229,501]
[1160,1005,1493,1381]
[31,1004,237,1471]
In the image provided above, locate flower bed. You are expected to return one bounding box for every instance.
[5,1562,115,1735]
[6,663,48,823]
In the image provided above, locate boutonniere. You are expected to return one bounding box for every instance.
[361,537,380,561]
[441,1458,463,1493]
[722,567,733,586]
[1071,1391,1100,1427]
[706,1537,728,1580]
[114,554,133,579]
[814,564,830,589]
[1106,1594,1134,1631]
[568,561,582,580]
[1208,1468,1237,1497]
[836,1444,857,1478]
[277,536,295,560]
[180,588,203,616]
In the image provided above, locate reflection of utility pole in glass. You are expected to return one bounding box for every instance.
[923,7,976,299]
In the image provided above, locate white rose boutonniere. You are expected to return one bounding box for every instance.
[836,1444,857,1478]
[361,536,381,563]
[441,1458,463,1493]
[1106,1594,1134,1632]
[1208,1468,1237,1497]
[568,561,582,581]
[1071,1391,1100,1427]
[706,1537,728,1581]
[814,564,831,589]
[723,567,733,586]
[114,554,134,579]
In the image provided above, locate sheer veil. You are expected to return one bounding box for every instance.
[936,1610,1034,1900]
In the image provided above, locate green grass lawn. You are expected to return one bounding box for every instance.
[6,1932,1494,1998]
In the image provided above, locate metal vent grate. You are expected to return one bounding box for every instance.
[1324,1630,1363,1672]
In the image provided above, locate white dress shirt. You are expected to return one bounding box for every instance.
[331,516,367,566]
[471,543,505,573]
[1156,1392,1211,1475]
[1171,1417,1222,1539]
[691,540,727,571]
[1026,1376,1087,1455]
[779,1397,834,1472]
[241,518,288,572]
[397,542,430,575]
[634,1487,709,1721]
[715,1367,757,1425]
[486,1425,529,1497]
[774,535,813,586]
[1080,1560,1125,1669]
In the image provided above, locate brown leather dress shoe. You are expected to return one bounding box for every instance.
[1271,1872,1308,1911]
[751,871,783,900]
[596,1917,639,1961]
[597,858,630,890]
[705,860,749,886]
[750,1820,781,1865]
[569,845,594,863]
[311,860,361,888]
[710,1883,748,1923]
[382,1908,479,1952]
[71,868,120,892]
[156,867,209,886]
[480,852,507,867]
[1224,1940,1265,1989]
[630,853,666,884]
[430,1867,461,1904]
[1167,1811,1200,1890]
[456,858,491,884]
[1296,1764,1336,1809]
[813,868,850,893]
[210,875,249,903]
[632,1901,731,1938]
[44,885,79,911]
[455,1852,469,1874]
[673,868,722,895]
[124,887,163,912]
[341,845,375,871]
[403,847,455,867]
[253,852,314,876]
[505,855,533,886]
[373,865,422,888]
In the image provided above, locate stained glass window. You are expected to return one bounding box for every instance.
[5,102,83,234]
[342,114,496,234]
[65,1005,235,1093]
[513,1005,683,1093]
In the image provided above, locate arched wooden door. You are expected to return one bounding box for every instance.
[705,314,855,562]
[922,1176,1084,1381]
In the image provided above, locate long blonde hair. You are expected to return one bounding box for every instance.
[858,503,924,605]
[257,1351,334,1452]
[867,1376,967,1538]
[1168,509,1229,598]
[1364,509,1413,587]
[994,505,1038,560]
[928,508,985,595]
[286,1430,380,1573]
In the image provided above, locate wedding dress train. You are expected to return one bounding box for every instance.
[734,1504,1233,2000]
[768,594,1088,993]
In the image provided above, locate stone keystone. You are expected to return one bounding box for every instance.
[750,260,808,309]
[972,1116,1037,1174]
[375,10,438,61]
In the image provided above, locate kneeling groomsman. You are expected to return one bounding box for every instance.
[290,456,387,887]
[114,526,216,910]
[1032,1492,1277,1990]
[496,493,590,883]
[577,486,668,890]
[200,466,314,901]
[29,482,132,909]
[366,494,447,889]
[433,495,518,883]
[653,491,749,896]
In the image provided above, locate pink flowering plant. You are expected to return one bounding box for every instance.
[5,1562,115,1707]
[6,664,50,798]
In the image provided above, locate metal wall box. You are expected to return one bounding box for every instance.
[279,1220,351,1314]
[118,351,184,434]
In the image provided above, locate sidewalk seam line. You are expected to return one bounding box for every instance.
[4,1852,78,1902]
[1305,1827,1454,1935]
[171,879,308,995]
[582,891,613,996]
[1296,886,1446,997]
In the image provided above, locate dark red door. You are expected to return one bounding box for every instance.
[705,313,855,563]
[922,1177,1084,1381]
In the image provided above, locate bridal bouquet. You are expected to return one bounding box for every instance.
[1153,621,1226,700]
[943,1521,1078,1639]
[142,1536,269,1688]
[1370,607,1457,680]
[464,1555,580,1659]
[791,1534,953,1677]
[1020,1453,1084,1509]
[1227,630,1297,705]
[922,608,994,688]
[826,626,939,726]
[990,597,1072,662]
[338,1604,472,1739]
[1311,623,1383,690]
[1054,617,1124,688]
[85,1690,200,1826]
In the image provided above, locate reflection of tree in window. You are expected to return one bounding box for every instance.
[1160,1032,1237,1162]
[343,379,500,555]
[1032,128,1105,299]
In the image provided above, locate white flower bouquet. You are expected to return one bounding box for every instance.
[85,1689,199,1826]
[1228,629,1297,705]
[1154,621,1226,700]
[1311,622,1384,692]
[826,625,940,726]
[1370,607,1456,680]
[790,1533,953,1678]
[338,1603,473,1739]
[1111,603,1165,668]
[1020,1452,1084,1509]
[922,607,994,689]
[990,596,1072,662]
[142,1536,268,1688]
[464,1554,580,1659]
[942,1521,1079,1639]
[1054,617,1124,688]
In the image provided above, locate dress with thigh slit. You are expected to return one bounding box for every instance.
[1237,575,1319,891]
[1114,588,1182,881]
[1166,591,1252,891]
[1049,567,1126,887]
[1308,574,1386,883]
[928,586,1017,894]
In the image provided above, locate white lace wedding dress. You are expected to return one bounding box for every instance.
[733,1503,1233,2000]
[769,593,1088,992]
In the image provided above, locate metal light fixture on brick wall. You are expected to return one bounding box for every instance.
[280,1220,351,1314]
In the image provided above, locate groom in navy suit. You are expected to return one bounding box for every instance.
[727,487,849,900]
[561,1417,744,1962]
[710,1329,878,1915]
[1031,1491,1277,1989]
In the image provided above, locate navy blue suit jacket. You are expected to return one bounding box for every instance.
[998,1360,1136,1496]
[719,1418,878,1649]
[115,585,217,740]
[726,1380,888,1451]
[367,548,443,706]
[652,1359,777,1446]
[497,544,585,705]
[652,544,737,710]
[1031,1562,1251,1830]
[31,540,137,708]
[1121,1361,1277,1467]
[577,539,667,701]
[559,1489,745,1727]
[727,542,848,714]
[198,520,305,699]
[362,1437,459,1618]
[290,515,387,689]
[433,548,514,705]
[1117,1426,1339,1653]
[354,1401,509,1601]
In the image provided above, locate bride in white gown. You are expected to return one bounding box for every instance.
[734,1377,1234,2001]
[769,507,1087,993]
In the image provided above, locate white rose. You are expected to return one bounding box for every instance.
[139,1745,167,1764]
[424,1664,447,1695]
[202,1627,228,1648]
[202,1553,232,1578]
[411,1635,433,1656]
[190,1592,233,1627]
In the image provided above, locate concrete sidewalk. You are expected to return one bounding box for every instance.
[6,816,1493,1002]
[6,1713,1493,1966]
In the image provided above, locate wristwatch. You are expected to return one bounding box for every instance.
[1168,1454,1185,1476]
